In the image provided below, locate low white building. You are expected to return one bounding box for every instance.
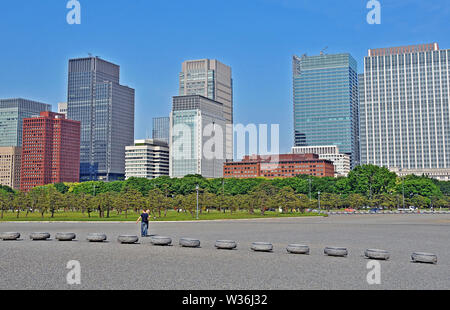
[125,139,169,179]
[57,102,67,116]
[390,167,450,181]
[292,145,350,177]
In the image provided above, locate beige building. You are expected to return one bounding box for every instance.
[292,145,351,177]
[179,59,233,161]
[0,146,22,190]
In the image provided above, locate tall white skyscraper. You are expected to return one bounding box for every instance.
[179,59,233,161]
[360,43,450,180]
[169,95,226,178]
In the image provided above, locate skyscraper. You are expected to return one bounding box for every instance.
[170,95,226,178]
[20,112,80,192]
[67,56,135,181]
[360,43,450,180]
[0,98,51,147]
[152,117,170,144]
[179,59,233,160]
[293,53,359,167]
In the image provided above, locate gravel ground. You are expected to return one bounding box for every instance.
[0,214,449,290]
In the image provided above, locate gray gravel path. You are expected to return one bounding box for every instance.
[0,215,449,290]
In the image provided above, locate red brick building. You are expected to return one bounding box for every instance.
[20,112,81,192]
[223,154,335,179]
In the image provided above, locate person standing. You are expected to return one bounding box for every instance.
[136,209,150,237]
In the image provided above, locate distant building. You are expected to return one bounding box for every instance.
[293,53,359,168]
[170,95,226,178]
[0,98,51,147]
[152,117,170,144]
[179,59,233,160]
[224,154,335,179]
[125,139,169,179]
[20,112,80,192]
[67,56,135,182]
[57,102,67,116]
[0,146,22,190]
[291,145,350,177]
[359,43,450,180]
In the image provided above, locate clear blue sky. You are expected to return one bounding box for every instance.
[0,0,449,154]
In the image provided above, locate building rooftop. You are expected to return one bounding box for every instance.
[368,43,439,56]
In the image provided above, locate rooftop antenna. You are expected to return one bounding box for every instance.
[320,47,328,55]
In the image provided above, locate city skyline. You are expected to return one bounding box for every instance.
[1,1,448,154]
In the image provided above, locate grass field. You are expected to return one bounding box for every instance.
[0,210,324,222]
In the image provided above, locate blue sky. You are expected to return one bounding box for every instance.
[0,0,449,154]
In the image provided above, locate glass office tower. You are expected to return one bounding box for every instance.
[293,53,359,167]
[360,43,450,180]
[170,95,225,178]
[0,98,51,147]
[67,56,135,181]
[179,59,233,161]
[152,117,170,144]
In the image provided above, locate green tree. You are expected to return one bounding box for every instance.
[13,191,26,218]
[346,193,366,210]
[0,189,12,219]
[396,175,441,200]
[347,165,397,198]
[251,182,277,215]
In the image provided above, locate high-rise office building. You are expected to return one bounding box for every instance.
[20,112,80,192]
[125,139,169,179]
[152,117,170,144]
[293,53,359,168]
[0,146,22,190]
[0,98,51,147]
[170,95,226,178]
[360,43,450,180]
[179,59,233,160]
[67,56,135,182]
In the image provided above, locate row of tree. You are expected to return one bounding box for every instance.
[0,165,449,219]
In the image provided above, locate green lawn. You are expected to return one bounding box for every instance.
[0,210,325,222]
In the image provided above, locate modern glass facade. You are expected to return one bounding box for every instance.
[67,57,135,182]
[360,43,450,179]
[170,95,225,178]
[179,59,233,160]
[152,117,170,144]
[293,53,359,167]
[0,98,50,147]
